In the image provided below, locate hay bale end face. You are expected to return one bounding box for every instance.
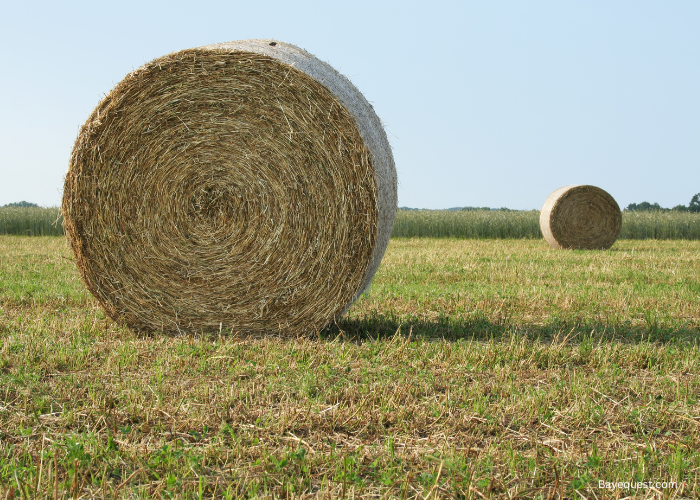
[539,185,621,250]
[62,40,397,335]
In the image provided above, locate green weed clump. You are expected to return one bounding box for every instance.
[392,209,700,240]
[0,207,64,236]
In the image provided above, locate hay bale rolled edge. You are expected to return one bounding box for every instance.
[204,40,397,308]
[62,39,397,334]
[539,184,622,250]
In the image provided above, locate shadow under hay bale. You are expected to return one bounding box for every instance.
[62,40,397,335]
[539,185,621,250]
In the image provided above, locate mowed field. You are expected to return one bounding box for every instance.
[1,236,699,499]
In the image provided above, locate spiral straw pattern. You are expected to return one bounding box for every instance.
[62,40,397,335]
[540,185,621,250]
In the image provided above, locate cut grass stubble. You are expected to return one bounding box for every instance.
[1,236,699,498]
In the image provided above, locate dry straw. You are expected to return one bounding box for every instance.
[539,185,621,250]
[62,40,397,335]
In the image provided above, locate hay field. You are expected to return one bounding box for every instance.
[1,236,699,498]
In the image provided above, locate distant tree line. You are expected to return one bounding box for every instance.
[626,193,700,213]
[455,206,502,211]
[2,201,40,208]
[399,206,514,211]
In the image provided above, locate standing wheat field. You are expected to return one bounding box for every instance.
[391,209,700,240]
[2,207,699,240]
[0,207,63,236]
[1,236,699,498]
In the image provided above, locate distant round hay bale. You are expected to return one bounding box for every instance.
[62,39,397,335]
[539,185,621,250]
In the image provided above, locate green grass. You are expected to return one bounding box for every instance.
[1,236,699,498]
[392,209,700,240]
[0,207,64,236]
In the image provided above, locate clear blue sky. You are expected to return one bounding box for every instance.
[1,1,698,210]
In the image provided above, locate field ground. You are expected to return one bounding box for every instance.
[1,236,699,498]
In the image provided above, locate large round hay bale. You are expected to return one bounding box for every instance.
[539,185,621,250]
[62,40,397,335]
